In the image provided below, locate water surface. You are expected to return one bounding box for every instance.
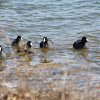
[0,0,100,98]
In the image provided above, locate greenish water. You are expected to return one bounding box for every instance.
[0,0,100,95]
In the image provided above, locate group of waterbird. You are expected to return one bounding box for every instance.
[0,36,89,58]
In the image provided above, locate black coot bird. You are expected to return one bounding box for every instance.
[73,37,89,49]
[11,36,24,48]
[25,41,34,53]
[18,41,34,54]
[0,45,6,58]
[40,37,54,49]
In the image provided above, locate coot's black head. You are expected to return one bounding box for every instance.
[26,41,33,48]
[81,37,89,44]
[43,37,48,43]
[0,45,2,52]
[17,36,22,42]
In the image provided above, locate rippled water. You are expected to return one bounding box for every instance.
[0,0,100,96]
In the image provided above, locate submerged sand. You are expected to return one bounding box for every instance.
[0,61,100,100]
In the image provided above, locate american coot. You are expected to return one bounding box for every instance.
[25,41,34,54]
[73,37,89,49]
[0,45,6,58]
[18,41,34,54]
[40,37,54,49]
[11,36,24,48]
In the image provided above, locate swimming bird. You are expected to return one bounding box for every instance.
[40,37,54,49]
[11,36,24,48]
[18,41,34,54]
[73,37,89,49]
[25,41,34,53]
[0,45,6,58]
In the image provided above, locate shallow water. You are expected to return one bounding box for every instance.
[0,0,100,97]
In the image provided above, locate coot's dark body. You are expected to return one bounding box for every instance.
[40,37,54,49]
[73,37,89,49]
[0,45,6,58]
[18,41,34,54]
[11,36,24,48]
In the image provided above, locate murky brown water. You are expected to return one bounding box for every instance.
[0,0,100,99]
